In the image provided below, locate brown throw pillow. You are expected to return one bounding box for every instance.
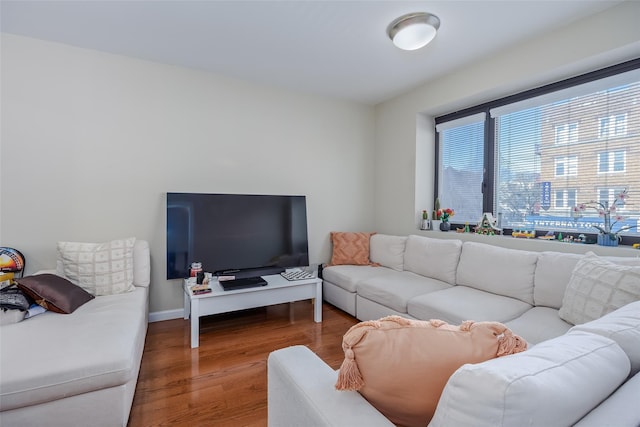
[327,232,378,266]
[16,274,95,314]
[335,316,527,427]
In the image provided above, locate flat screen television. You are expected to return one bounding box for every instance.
[166,193,309,280]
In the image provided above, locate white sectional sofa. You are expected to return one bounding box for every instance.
[0,240,150,427]
[268,234,640,426]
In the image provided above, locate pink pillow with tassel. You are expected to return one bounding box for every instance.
[335,316,527,427]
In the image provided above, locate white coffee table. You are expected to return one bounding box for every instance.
[183,274,322,348]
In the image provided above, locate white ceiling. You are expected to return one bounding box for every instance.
[0,0,625,105]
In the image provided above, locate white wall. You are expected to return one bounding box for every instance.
[0,34,376,313]
[374,1,640,239]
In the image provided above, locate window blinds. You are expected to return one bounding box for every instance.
[491,72,640,235]
[436,113,486,223]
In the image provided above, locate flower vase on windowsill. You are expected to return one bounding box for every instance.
[597,231,619,247]
[436,208,455,232]
[572,188,635,247]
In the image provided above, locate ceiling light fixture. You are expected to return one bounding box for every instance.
[387,12,441,51]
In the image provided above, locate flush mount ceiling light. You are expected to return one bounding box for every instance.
[387,12,441,51]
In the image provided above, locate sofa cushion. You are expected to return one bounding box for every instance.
[429,332,630,427]
[16,273,94,314]
[573,371,640,427]
[403,235,462,285]
[407,286,531,325]
[535,252,640,309]
[0,287,148,411]
[369,234,407,271]
[132,240,151,287]
[570,300,640,377]
[327,232,377,266]
[268,345,397,427]
[456,242,537,304]
[57,237,136,296]
[335,316,526,427]
[559,252,640,325]
[504,307,572,345]
[356,271,451,314]
[323,265,398,293]
[534,251,582,308]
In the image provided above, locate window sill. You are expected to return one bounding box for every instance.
[418,229,640,257]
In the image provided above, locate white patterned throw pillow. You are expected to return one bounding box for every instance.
[57,237,136,296]
[559,252,640,325]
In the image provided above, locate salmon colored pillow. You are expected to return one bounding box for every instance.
[335,316,527,427]
[327,232,378,266]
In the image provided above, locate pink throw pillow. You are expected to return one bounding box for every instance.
[335,316,527,427]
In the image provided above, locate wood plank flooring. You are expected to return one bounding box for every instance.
[128,301,358,427]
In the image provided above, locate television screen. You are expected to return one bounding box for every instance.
[166,193,309,279]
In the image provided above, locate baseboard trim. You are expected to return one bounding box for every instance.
[149,308,183,323]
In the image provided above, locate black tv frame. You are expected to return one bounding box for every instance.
[166,193,309,280]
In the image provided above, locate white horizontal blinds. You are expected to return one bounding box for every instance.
[492,74,640,236]
[437,113,486,223]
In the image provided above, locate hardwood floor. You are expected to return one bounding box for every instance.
[129,301,358,427]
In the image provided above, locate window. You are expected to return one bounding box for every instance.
[555,189,577,208]
[598,150,626,173]
[598,188,626,209]
[434,59,640,242]
[554,156,578,177]
[555,122,578,144]
[435,113,485,223]
[599,113,627,138]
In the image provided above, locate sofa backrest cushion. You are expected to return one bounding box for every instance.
[534,251,582,308]
[403,235,462,285]
[456,242,538,304]
[133,240,151,287]
[429,332,630,427]
[535,252,640,309]
[335,316,526,427]
[369,234,407,271]
[570,300,640,377]
[559,252,640,325]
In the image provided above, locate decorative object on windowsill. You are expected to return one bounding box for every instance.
[436,208,454,231]
[455,223,471,233]
[420,210,431,230]
[474,213,502,235]
[537,232,555,240]
[511,230,535,239]
[432,198,441,221]
[572,188,636,247]
[430,198,441,230]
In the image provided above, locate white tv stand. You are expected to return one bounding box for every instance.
[183,274,322,348]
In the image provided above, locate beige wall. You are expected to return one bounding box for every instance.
[0,34,376,314]
[374,1,640,240]
[2,2,640,317]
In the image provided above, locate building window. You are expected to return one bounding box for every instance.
[598,150,626,173]
[555,189,577,208]
[554,156,578,177]
[599,113,627,138]
[555,122,578,144]
[599,188,627,209]
[434,59,640,241]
